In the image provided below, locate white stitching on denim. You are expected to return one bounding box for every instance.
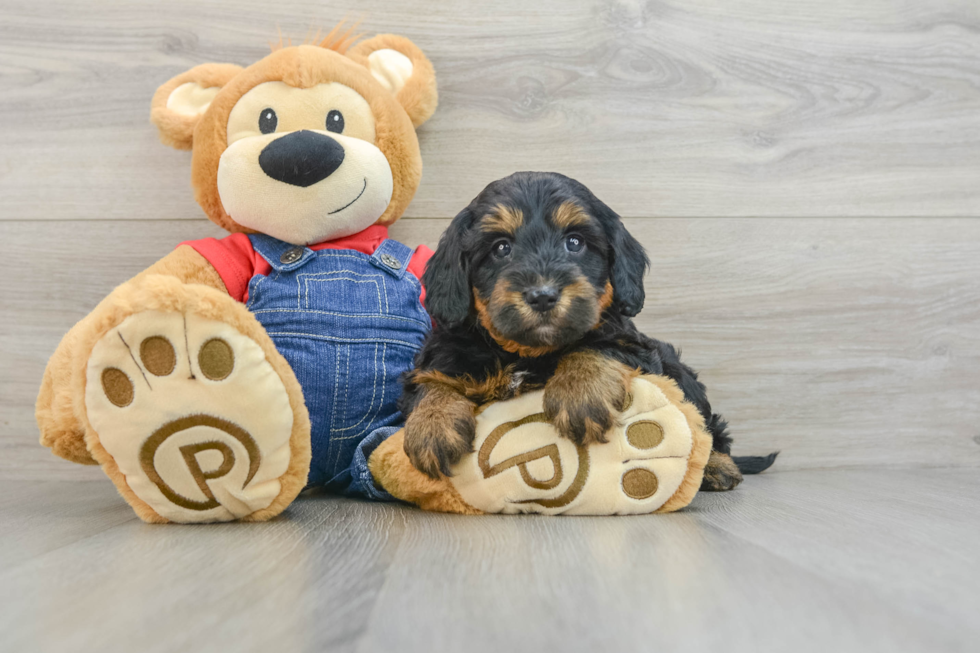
[302,276,382,312]
[250,308,429,328]
[330,342,343,431]
[263,332,422,348]
[333,342,386,442]
[246,272,272,310]
[333,341,378,433]
[299,269,385,312]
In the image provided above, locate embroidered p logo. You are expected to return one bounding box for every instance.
[139,415,262,512]
[478,413,590,509]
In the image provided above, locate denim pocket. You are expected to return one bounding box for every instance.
[329,341,383,436]
[298,267,388,316]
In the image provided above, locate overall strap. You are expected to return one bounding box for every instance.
[248,234,317,272]
[369,239,414,280]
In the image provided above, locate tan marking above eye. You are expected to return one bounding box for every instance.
[622,468,659,500]
[626,421,664,449]
[198,338,234,380]
[140,336,176,376]
[226,81,376,145]
[102,368,134,407]
[551,202,591,229]
[479,205,524,235]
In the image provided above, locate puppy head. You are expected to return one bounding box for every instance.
[150,26,437,246]
[423,172,649,352]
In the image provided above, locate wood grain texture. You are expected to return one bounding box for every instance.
[4,217,979,481]
[1,0,980,221]
[1,471,977,653]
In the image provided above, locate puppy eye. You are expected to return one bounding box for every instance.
[565,234,585,253]
[259,108,277,134]
[326,110,345,134]
[492,239,512,259]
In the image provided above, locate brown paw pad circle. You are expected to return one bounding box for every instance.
[626,420,664,449]
[198,337,234,380]
[621,468,659,499]
[140,336,176,376]
[85,311,295,522]
[101,368,134,407]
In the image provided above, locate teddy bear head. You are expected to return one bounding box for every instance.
[150,28,437,245]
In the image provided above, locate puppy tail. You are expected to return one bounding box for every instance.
[732,452,779,475]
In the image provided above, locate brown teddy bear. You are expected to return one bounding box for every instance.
[36,26,440,523]
[36,26,710,522]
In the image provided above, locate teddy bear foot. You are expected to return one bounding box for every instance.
[451,375,712,515]
[370,374,713,515]
[82,277,310,523]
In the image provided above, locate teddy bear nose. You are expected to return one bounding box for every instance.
[258,130,345,187]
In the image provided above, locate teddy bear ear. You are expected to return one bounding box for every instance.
[348,35,438,128]
[150,63,243,150]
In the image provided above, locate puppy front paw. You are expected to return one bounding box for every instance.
[403,390,477,478]
[543,352,631,446]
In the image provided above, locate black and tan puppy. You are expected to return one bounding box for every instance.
[399,171,776,490]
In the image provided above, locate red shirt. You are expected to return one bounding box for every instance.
[181,225,433,305]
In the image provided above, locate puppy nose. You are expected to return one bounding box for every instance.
[258,130,345,187]
[523,286,559,313]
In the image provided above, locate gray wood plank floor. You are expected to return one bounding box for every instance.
[1,470,976,653]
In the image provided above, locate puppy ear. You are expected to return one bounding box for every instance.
[150,63,243,150]
[347,35,438,127]
[593,199,649,317]
[422,208,474,328]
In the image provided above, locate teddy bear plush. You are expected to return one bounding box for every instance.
[36,27,441,523]
[36,27,711,523]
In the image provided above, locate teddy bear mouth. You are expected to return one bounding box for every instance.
[327,178,368,215]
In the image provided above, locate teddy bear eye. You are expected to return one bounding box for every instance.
[259,108,277,134]
[326,110,344,134]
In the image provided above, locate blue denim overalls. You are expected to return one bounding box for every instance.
[246,234,430,498]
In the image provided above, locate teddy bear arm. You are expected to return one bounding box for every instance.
[133,245,227,292]
[36,246,227,464]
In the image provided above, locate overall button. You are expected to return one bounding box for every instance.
[280,247,304,264]
[380,254,402,270]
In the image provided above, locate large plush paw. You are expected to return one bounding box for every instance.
[543,351,631,446]
[447,375,711,515]
[84,309,306,523]
[700,452,744,491]
[403,386,476,478]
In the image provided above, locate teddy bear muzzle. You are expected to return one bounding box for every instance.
[216,129,394,246]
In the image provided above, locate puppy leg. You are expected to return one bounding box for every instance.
[403,382,477,478]
[543,350,633,446]
[700,451,743,491]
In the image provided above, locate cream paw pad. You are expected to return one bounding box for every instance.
[82,284,310,524]
[370,374,712,515]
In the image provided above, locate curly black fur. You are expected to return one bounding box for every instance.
[400,172,776,481]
